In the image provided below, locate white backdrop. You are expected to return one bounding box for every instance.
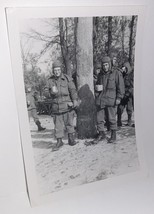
[0,0,154,213]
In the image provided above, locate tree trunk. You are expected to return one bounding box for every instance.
[107,16,112,55]
[76,17,97,139]
[73,17,78,87]
[129,16,135,66]
[121,16,125,64]
[93,17,99,70]
[59,18,72,76]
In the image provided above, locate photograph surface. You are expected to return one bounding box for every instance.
[6,6,144,204]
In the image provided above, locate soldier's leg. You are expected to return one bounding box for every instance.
[31,108,39,123]
[28,110,31,122]
[108,106,117,143]
[108,107,117,130]
[64,111,77,146]
[31,108,45,131]
[104,107,110,131]
[117,100,125,127]
[52,114,64,151]
[64,111,75,134]
[92,107,106,143]
[97,107,105,132]
[126,97,133,126]
[53,114,64,139]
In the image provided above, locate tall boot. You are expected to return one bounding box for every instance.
[68,133,77,146]
[108,130,116,144]
[92,131,106,144]
[127,114,132,126]
[52,138,64,151]
[35,120,46,131]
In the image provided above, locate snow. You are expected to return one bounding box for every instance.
[29,112,139,196]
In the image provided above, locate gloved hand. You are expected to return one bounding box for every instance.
[115,98,121,106]
[73,100,78,108]
[67,102,73,108]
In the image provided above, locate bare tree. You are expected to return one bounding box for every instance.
[121,16,126,64]
[129,15,136,66]
[58,18,72,76]
[107,16,112,55]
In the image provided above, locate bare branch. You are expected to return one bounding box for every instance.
[21,30,60,44]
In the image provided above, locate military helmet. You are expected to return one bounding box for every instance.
[52,60,62,69]
[96,62,102,69]
[102,56,112,70]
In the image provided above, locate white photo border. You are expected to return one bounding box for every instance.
[6,5,147,206]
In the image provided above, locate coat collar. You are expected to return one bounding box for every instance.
[60,73,65,80]
[49,73,65,80]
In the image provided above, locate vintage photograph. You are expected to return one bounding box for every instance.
[19,15,139,196]
[6,6,146,204]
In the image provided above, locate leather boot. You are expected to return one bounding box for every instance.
[92,131,106,144]
[108,130,116,144]
[68,133,77,146]
[52,138,64,151]
[35,120,46,131]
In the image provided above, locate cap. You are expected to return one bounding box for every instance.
[102,56,111,64]
[52,60,62,69]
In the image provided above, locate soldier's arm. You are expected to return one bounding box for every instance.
[46,79,56,97]
[116,70,125,100]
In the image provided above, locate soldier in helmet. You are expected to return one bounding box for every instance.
[110,52,123,72]
[25,86,46,131]
[94,62,101,85]
[110,53,118,67]
[94,56,125,144]
[117,62,134,127]
[47,60,78,151]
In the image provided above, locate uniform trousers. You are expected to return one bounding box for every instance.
[28,108,39,123]
[53,110,75,139]
[97,106,117,131]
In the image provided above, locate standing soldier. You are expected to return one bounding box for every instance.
[110,52,118,68]
[94,56,125,144]
[110,52,123,72]
[94,63,101,85]
[117,62,134,127]
[26,86,46,131]
[47,60,78,151]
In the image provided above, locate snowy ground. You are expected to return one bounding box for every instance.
[29,111,139,196]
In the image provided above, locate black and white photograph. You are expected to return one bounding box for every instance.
[6,6,145,205]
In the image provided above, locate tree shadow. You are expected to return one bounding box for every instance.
[77,84,97,139]
[30,127,69,150]
[32,140,56,149]
[31,129,54,139]
[31,129,55,139]
[31,129,52,134]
